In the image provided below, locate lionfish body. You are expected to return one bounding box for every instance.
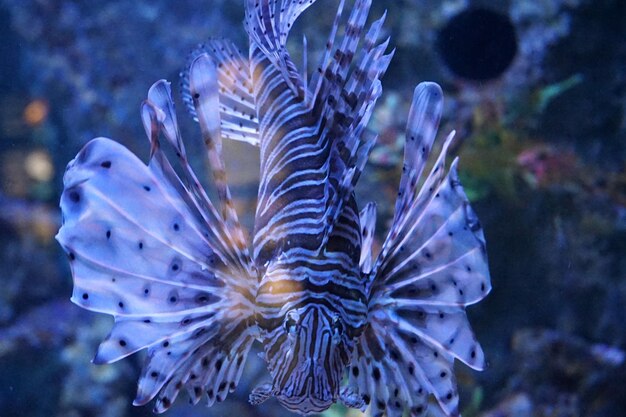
[56,1,491,416]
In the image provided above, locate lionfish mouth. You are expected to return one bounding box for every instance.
[277,392,334,415]
[276,360,336,414]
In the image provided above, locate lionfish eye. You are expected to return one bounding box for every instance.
[331,317,344,344]
[284,312,299,334]
[332,320,343,334]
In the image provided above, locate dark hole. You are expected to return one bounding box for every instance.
[101,161,112,168]
[437,8,517,81]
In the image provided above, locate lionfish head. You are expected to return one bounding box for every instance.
[265,305,353,414]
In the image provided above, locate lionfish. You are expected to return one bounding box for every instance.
[56,0,491,416]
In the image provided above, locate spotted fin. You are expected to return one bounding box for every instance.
[181,39,259,146]
[244,0,317,95]
[187,53,250,253]
[359,202,377,274]
[56,79,258,412]
[316,1,393,250]
[347,83,492,417]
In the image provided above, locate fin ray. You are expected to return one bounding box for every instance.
[181,39,259,146]
[351,83,490,417]
[359,202,377,274]
[57,79,259,411]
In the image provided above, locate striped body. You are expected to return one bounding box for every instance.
[250,42,367,412]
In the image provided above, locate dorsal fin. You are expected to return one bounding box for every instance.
[313,2,393,252]
[180,39,259,146]
[308,0,345,104]
[243,0,317,96]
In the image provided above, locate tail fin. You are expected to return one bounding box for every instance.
[244,0,317,52]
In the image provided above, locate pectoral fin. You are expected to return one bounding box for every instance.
[249,382,274,405]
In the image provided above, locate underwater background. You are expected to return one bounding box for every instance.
[0,0,625,416]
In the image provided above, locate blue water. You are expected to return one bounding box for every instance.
[0,1,625,416]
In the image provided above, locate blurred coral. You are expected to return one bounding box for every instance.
[0,0,624,416]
